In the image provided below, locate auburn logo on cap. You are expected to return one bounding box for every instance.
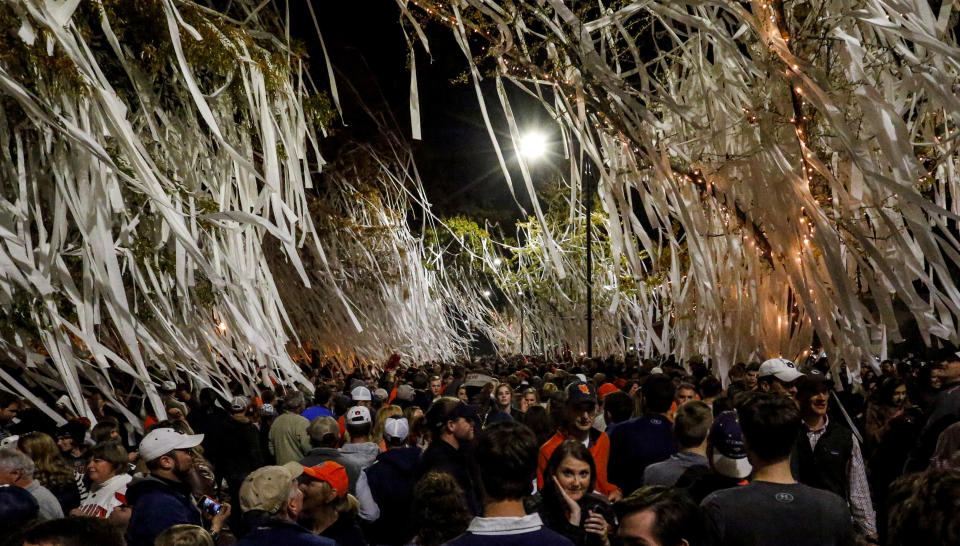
[578,384,590,395]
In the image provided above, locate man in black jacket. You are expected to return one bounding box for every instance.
[418,397,481,514]
[214,396,264,526]
[905,345,960,472]
[357,417,421,544]
[793,375,877,544]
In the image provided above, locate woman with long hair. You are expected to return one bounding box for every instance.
[17,431,81,513]
[372,405,403,449]
[865,376,912,451]
[485,383,514,426]
[864,376,924,538]
[520,388,539,413]
[403,406,428,450]
[526,440,614,546]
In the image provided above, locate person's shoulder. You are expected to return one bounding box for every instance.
[791,482,848,507]
[443,528,573,546]
[700,482,749,507]
[279,411,309,423]
[540,431,563,448]
[529,526,576,545]
[643,459,670,479]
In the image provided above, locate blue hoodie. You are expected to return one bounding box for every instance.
[125,475,202,546]
[365,447,422,545]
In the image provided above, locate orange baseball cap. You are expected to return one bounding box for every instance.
[597,383,618,398]
[302,461,348,498]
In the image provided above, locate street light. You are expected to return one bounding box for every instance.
[518,131,547,160]
[516,129,595,358]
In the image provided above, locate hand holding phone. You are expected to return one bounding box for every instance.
[201,495,222,515]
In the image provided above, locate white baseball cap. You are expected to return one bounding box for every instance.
[351,386,372,401]
[346,406,372,425]
[759,357,804,383]
[230,395,250,412]
[384,417,409,441]
[139,427,204,462]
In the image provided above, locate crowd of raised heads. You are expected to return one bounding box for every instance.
[0,347,958,546]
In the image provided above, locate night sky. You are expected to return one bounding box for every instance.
[292,2,556,228]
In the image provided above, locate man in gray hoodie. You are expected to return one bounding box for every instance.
[300,416,360,494]
[340,406,380,469]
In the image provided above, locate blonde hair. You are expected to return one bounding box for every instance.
[371,405,403,444]
[17,432,75,488]
[313,478,360,517]
[155,525,213,546]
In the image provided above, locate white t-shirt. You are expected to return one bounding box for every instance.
[77,473,132,518]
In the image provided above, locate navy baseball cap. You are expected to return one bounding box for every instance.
[710,411,752,479]
[566,381,597,405]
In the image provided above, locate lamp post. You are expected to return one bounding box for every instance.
[520,299,525,355]
[517,130,596,358]
[583,160,595,358]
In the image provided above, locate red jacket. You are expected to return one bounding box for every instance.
[537,428,618,496]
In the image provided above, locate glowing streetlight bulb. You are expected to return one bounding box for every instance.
[518,131,547,160]
[493,258,502,266]
[483,290,492,297]
[218,321,227,333]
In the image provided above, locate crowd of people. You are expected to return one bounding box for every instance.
[0,346,958,545]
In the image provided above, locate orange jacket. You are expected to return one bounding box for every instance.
[537,429,618,496]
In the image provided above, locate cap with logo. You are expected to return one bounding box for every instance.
[259,403,276,417]
[709,411,752,479]
[566,381,597,405]
[301,461,348,498]
[139,428,204,462]
[351,386,372,402]
[758,357,804,383]
[346,406,372,425]
[239,462,304,513]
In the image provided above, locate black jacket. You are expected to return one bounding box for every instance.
[525,491,614,546]
[418,439,481,515]
[214,416,265,481]
[793,419,853,499]
[364,447,421,545]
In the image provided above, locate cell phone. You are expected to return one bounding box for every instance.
[201,495,222,515]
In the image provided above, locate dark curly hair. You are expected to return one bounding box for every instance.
[887,469,960,545]
[412,472,471,546]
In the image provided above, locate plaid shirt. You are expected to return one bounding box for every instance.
[806,416,877,537]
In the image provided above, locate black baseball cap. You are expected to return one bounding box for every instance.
[566,381,597,405]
